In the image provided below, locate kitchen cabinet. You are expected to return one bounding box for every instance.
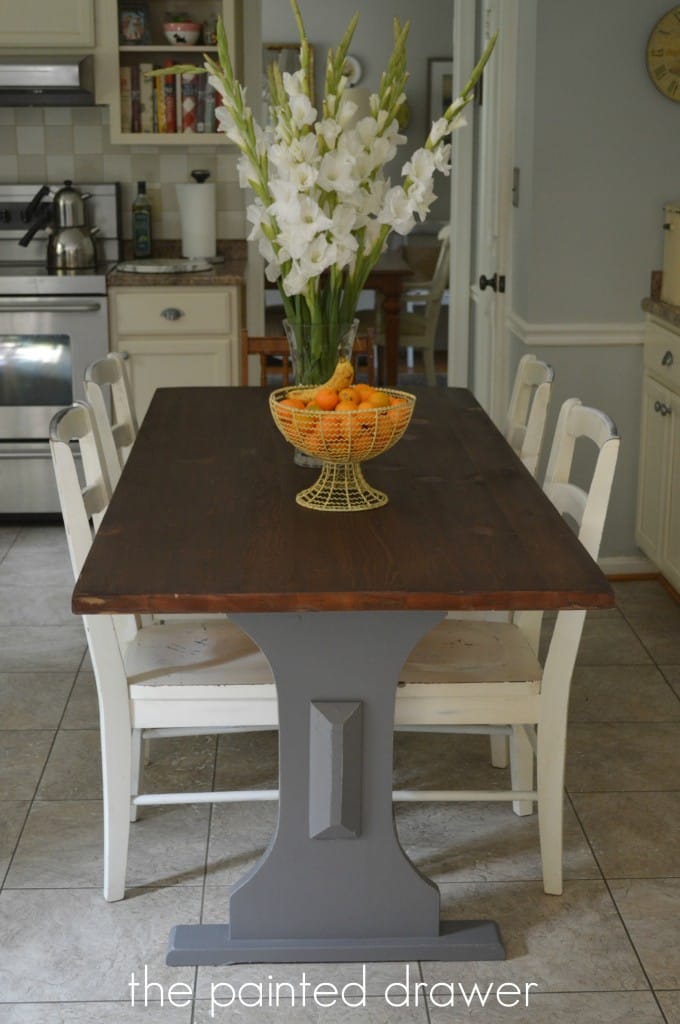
[94,0,237,145]
[0,0,94,48]
[636,315,680,590]
[109,286,240,421]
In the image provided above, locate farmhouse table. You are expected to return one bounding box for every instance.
[72,386,614,966]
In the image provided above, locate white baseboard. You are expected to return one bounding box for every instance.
[507,312,645,348]
[599,554,656,577]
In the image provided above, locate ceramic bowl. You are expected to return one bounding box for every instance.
[163,21,201,45]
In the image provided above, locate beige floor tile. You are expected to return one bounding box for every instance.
[394,732,509,792]
[214,730,278,792]
[422,879,646,992]
[60,670,98,729]
[628,623,680,664]
[428,990,664,1023]
[5,799,211,891]
[571,792,680,878]
[395,799,599,884]
[36,729,102,800]
[661,665,680,700]
[610,878,680,988]
[0,887,200,1001]
[0,583,75,626]
[205,801,277,888]
[568,664,680,722]
[36,731,218,801]
[0,672,74,729]
[0,730,54,800]
[193,997,428,1022]
[0,624,86,673]
[0,528,72,587]
[1,1004,192,1023]
[658,991,680,1024]
[0,525,20,561]
[0,801,29,878]
[574,613,653,666]
[566,723,680,792]
[613,579,680,615]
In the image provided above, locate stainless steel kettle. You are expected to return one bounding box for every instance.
[19,180,100,270]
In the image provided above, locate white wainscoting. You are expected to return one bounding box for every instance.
[507,312,645,348]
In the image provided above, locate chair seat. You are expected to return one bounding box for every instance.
[399,620,542,686]
[125,620,275,692]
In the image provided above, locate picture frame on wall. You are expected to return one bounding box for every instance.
[262,43,315,109]
[119,4,151,45]
[427,57,453,123]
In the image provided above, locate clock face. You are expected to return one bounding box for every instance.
[647,5,680,101]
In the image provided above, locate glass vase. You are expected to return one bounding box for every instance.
[282,318,359,467]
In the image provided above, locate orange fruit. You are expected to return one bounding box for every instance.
[338,387,356,403]
[336,398,358,411]
[353,383,374,402]
[315,387,339,411]
[368,390,390,409]
[280,397,306,409]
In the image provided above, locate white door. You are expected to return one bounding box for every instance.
[450,0,518,425]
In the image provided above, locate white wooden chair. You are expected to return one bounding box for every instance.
[84,352,138,489]
[504,353,554,476]
[50,401,278,902]
[394,398,620,895]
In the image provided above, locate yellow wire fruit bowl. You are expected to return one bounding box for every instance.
[269,386,416,511]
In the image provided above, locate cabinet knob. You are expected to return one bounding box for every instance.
[161,307,184,321]
[662,350,674,367]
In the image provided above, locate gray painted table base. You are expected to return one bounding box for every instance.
[167,611,505,966]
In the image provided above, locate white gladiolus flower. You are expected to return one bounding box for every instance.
[288,161,319,191]
[403,149,436,183]
[378,186,416,234]
[432,142,452,174]
[315,118,342,149]
[317,151,356,194]
[282,263,309,296]
[282,69,306,97]
[429,117,450,145]
[289,93,317,128]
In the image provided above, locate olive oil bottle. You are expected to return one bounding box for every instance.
[132,180,152,258]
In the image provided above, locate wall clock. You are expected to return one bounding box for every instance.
[646,5,680,101]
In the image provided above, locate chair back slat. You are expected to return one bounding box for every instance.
[504,354,554,477]
[84,352,138,479]
[240,329,375,387]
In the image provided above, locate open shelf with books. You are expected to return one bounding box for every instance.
[95,0,238,144]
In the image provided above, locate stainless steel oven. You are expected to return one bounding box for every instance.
[0,183,120,514]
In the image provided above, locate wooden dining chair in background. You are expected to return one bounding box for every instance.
[504,353,555,477]
[84,351,139,489]
[50,401,279,902]
[394,398,620,896]
[240,328,376,386]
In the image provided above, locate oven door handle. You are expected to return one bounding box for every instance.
[0,299,103,314]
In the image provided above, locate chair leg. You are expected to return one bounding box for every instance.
[510,725,534,816]
[130,728,143,823]
[101,733,132,901]
[536,727,565,895]
[489,734,509,768]
[423,348,437,387]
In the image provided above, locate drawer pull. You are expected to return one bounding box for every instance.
[161,307,184,321]
[662,350,674,367]
[655,400,672,416]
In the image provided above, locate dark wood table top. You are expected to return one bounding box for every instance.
[72,387,614,616]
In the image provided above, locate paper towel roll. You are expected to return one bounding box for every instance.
[176,182,217,259]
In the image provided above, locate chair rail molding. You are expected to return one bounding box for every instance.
[507,311,645,348]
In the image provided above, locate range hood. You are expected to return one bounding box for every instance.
[0,55,95,106]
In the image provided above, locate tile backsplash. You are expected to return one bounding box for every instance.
[0,106,246,241]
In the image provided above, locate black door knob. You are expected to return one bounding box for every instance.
[478,273,506,293]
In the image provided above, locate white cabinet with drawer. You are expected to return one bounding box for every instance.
[636,315,680,590]
[1,0,94,47]
[109,286,240,422]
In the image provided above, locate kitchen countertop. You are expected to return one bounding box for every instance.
[106,239,247,288]
[641,296,680,330]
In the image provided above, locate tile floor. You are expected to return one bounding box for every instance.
[0,523,679,1022]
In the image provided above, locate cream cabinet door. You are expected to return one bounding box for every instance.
[636,374,671,562]
[116,337,232,423]
[2,0,94,47]
[662,389,680,590]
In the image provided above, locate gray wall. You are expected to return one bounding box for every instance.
[261,0,453,220]
[510,0,680,561]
